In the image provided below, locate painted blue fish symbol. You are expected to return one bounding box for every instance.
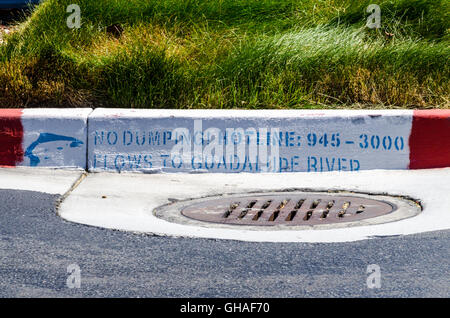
[25,133,84,166]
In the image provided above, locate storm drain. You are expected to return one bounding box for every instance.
[181,194,393,226]
[154,191,421,230]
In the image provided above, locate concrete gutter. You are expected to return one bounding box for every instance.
[58,168,450,242]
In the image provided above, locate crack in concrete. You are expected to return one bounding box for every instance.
[55,172,88,216]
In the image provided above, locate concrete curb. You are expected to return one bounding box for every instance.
[1,108,449,172]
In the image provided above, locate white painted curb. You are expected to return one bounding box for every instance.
[88,109,414,173]
[1,108,450,172]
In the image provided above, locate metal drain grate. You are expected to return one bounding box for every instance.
[181,193,395,226]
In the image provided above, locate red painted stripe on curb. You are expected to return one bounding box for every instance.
[409,110,450,169]
[0,109,24,167]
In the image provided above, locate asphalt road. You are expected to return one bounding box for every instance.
[0,189,449,298]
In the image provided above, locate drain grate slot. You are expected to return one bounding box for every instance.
[261,200,272,210]
[182,193,396,226]
[222,202,239,218]
[246,200,257,209]
[252,210,264,221]
[285,210,298,221]
[304,210,313,221]
[310,199,321,210]
[320,200,335,219]
[238,209,249,219]
[268,210,280,221]
[356,205,365,214]
[294,199,305,209]
[277,199,290,210]
[337,201,351,218]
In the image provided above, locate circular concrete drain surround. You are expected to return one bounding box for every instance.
[154,191,422,231]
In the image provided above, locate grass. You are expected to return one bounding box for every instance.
[0,0,448,109]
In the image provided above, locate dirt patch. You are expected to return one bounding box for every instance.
[0,25,14,45]
[0,8,25,44]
